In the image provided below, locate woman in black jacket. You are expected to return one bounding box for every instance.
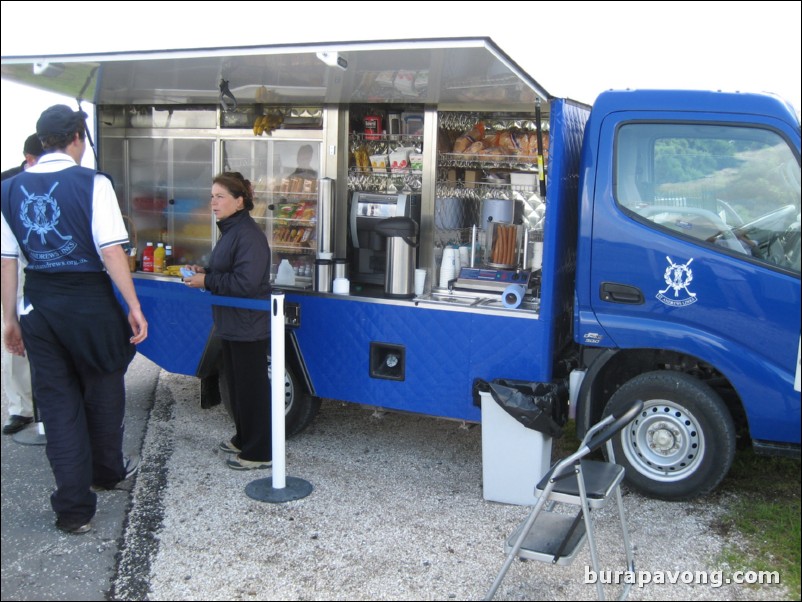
[184,172,272,470]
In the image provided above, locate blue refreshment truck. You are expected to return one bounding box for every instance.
[3,38,798,500]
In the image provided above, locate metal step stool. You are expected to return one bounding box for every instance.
[485,400,644,601]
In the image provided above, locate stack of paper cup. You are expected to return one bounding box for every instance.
[459,245,471,269]
[439,247,457,288]
[530,241,544,270]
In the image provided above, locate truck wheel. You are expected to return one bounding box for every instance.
[602,371,736,501]
[219,356,320,438]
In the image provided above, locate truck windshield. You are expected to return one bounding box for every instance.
[615,123,801,274]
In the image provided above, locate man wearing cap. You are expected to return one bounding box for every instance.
[1,133,44,435]
[1,104,149,534]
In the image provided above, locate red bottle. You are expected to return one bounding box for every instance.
[142,242,155,273]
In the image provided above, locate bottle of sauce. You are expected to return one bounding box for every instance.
[142,242,155,273]
[154,242,166,273]
[165,245,173,267]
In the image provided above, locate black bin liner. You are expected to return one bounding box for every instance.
[473,378,568,438]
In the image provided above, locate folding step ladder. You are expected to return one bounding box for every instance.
[484,400,644,601]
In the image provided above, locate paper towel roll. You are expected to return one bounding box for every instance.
[502,284,526,309]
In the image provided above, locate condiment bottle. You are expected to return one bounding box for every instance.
[142,242,155,273]
[153,242,166,273]
[165,245,173,267]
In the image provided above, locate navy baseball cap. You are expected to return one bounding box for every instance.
[23,133,44,157]
[36,104,88,138]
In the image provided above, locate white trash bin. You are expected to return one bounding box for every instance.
[480,390,552,506]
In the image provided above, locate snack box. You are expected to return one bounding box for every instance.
[370,154,389,173]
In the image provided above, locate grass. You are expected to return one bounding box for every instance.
[714,449,801,600]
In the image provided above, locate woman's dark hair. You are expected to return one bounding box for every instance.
[213,171,254,211]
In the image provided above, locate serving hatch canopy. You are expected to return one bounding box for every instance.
[1,37,550,112]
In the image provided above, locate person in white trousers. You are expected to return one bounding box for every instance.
[1,134,40,435]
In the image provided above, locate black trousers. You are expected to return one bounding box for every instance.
[221,338,272,462]
[21,309,127,524]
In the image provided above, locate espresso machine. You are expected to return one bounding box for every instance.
[349,191,421,286]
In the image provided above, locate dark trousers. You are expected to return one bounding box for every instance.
[221,338,271,462]
[21,309,127,524]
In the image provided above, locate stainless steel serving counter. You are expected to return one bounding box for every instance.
[130,272,540,318]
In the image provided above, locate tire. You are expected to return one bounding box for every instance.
[602,370,736,501]
[219,355,320,438]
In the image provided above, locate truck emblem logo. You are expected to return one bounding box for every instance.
[656,256,698,307]
[583,332,603,344]
[19,182,76,261]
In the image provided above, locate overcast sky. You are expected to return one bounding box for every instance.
[1,1,799,168]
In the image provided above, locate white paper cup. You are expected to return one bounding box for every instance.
[332,277,350,295]
[414,268,427,296]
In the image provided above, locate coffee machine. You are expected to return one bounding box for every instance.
[349,191,421,286]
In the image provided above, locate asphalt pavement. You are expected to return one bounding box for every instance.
[1,352,159,600]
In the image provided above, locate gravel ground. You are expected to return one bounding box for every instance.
[110,371,790,601]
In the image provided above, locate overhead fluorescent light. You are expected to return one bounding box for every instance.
[316,51,348,71]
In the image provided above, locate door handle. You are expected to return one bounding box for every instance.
[600,282,644,305]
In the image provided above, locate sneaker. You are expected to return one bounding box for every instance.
[56,518,92,534]
[218,440,241,454]
[123,454,141,479]
[226,455,272,470]
[91,454,141,492]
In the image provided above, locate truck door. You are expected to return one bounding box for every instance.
[587,112,800,448]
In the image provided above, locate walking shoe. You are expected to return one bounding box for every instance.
[123,454,141,479]
[219,439,241,454]
[91,454,141,492]
[226,455,272,470]
[55,518,92,534]
[3,415,33,435]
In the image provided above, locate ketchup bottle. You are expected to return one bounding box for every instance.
[142,242,155,273]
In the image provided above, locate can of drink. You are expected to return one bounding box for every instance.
[387,113,401,137]
[364,114,382,140]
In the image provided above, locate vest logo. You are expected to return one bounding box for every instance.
[19,182,76,261]
[656,256,698,307]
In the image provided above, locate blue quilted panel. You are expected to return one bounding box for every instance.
[540,99,590,378]
[289,294,549,422]
[122,279,215,375]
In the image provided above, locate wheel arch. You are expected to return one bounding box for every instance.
[576,347,748,440]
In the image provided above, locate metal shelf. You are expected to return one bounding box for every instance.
[438,152,540,171]
[347,169,423,193]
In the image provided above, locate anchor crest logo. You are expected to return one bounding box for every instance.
[656,256,698,307]
[20,182,77,261]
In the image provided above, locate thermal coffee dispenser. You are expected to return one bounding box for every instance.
[349,191,421,286]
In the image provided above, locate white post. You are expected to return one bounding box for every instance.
[245,289,313,503]
[270,291,286,489]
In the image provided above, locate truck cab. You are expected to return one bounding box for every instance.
[574,89,801,499]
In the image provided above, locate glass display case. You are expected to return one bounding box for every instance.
[102,136,216,266]
[222,139,322,285]
[99,104,325,279]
